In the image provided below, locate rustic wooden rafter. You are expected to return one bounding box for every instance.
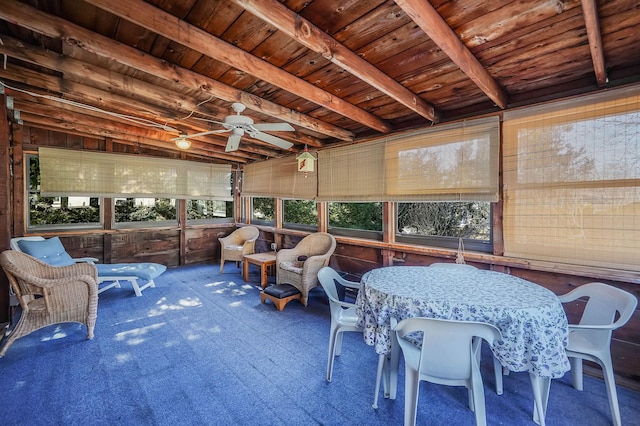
[394,0,508,109]
[580,0,607,87]
[0,65,261,162]
[0,37,304,158]
[9,97,282,160]
[0,0,351,143]
[82,0,392,133]
[234,0,440,124]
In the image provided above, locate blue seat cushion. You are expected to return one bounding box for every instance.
[96,263,167,281]
[17,237,75,267]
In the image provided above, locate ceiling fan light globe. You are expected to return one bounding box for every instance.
[175,138,191,150]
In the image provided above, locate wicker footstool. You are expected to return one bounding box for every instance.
[260,284,301,311]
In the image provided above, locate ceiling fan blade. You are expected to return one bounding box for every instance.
[251,131,294,149]
[252,123,295,132]
[225,133,242,152]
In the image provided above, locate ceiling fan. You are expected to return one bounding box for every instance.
[171,103,295,152]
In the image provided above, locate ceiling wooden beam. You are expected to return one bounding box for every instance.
[0,37,296,157]
[83,0,392,133]
[394,0,508,109]
[580,0,607,87]
[0,36,224,126]
[0,64,185,127]
[14,114,253,164]
[0,64,279,160]
[234,0,440,124]
[9,97,282,160]
[0,0,351,142]
[10,100,258,163]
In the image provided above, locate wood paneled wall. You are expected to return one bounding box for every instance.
[0,123,638,390]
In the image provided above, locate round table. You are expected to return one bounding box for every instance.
[355,265,570,426]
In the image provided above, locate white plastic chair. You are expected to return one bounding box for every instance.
[429,262,506,395]
[317,266,362,382]
[558,282,637,426]
[393,317,502,426]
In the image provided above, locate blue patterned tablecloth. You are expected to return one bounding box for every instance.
[355,266,570,378]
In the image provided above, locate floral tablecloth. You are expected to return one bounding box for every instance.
[355,266,570,378]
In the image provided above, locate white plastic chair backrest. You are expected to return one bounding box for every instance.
[394,317,501,381]
[429,262,477,270]
[559,282,637,348]
[10,236,45,251]
[318,266,358,320]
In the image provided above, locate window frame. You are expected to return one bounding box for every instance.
[25,153,103,231]
[327,201,384,241]
[282,199,318,232]
[250,197,275,226]
[112,197,178,229]
[395,202,494,253]
[186,199,234,225]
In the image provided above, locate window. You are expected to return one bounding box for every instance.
[317,117,499,202]
[114,198,177,227]
[397,202,492,251]
[283,199,318,230]
[503,87,640,272]
[251,197,274,225]
[38,147,232,200]
[26,155,101,230]
[328,202,383,240]
[187,200,233,223]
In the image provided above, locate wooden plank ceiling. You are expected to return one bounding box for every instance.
[0,0,639,165]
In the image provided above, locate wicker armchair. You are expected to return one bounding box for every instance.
[219,226,260,273]
[276,232,336,306]
[0,250,99,357]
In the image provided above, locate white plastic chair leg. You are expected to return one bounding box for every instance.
[471,376,487,426]
[600,356,622,426]
[570,357,584,391]
[493,356,504,395]
[404,368,420,426]
[335,331,344,356]
[372,353,387,409]
[326,325,338,382]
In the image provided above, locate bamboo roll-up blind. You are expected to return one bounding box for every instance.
[40,147,232,200]
[503,86,640,272]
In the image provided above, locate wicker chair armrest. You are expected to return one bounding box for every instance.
[241,240,257,255]
[276,248,299,263]
[302,255,329,272]
[10,267,97,290]
[2,254,98,283]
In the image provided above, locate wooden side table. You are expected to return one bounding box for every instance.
[243,251,277,288]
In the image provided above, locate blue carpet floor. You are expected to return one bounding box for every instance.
[1,263,639,425]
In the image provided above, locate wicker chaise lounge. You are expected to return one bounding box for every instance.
[10,237,165,297]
